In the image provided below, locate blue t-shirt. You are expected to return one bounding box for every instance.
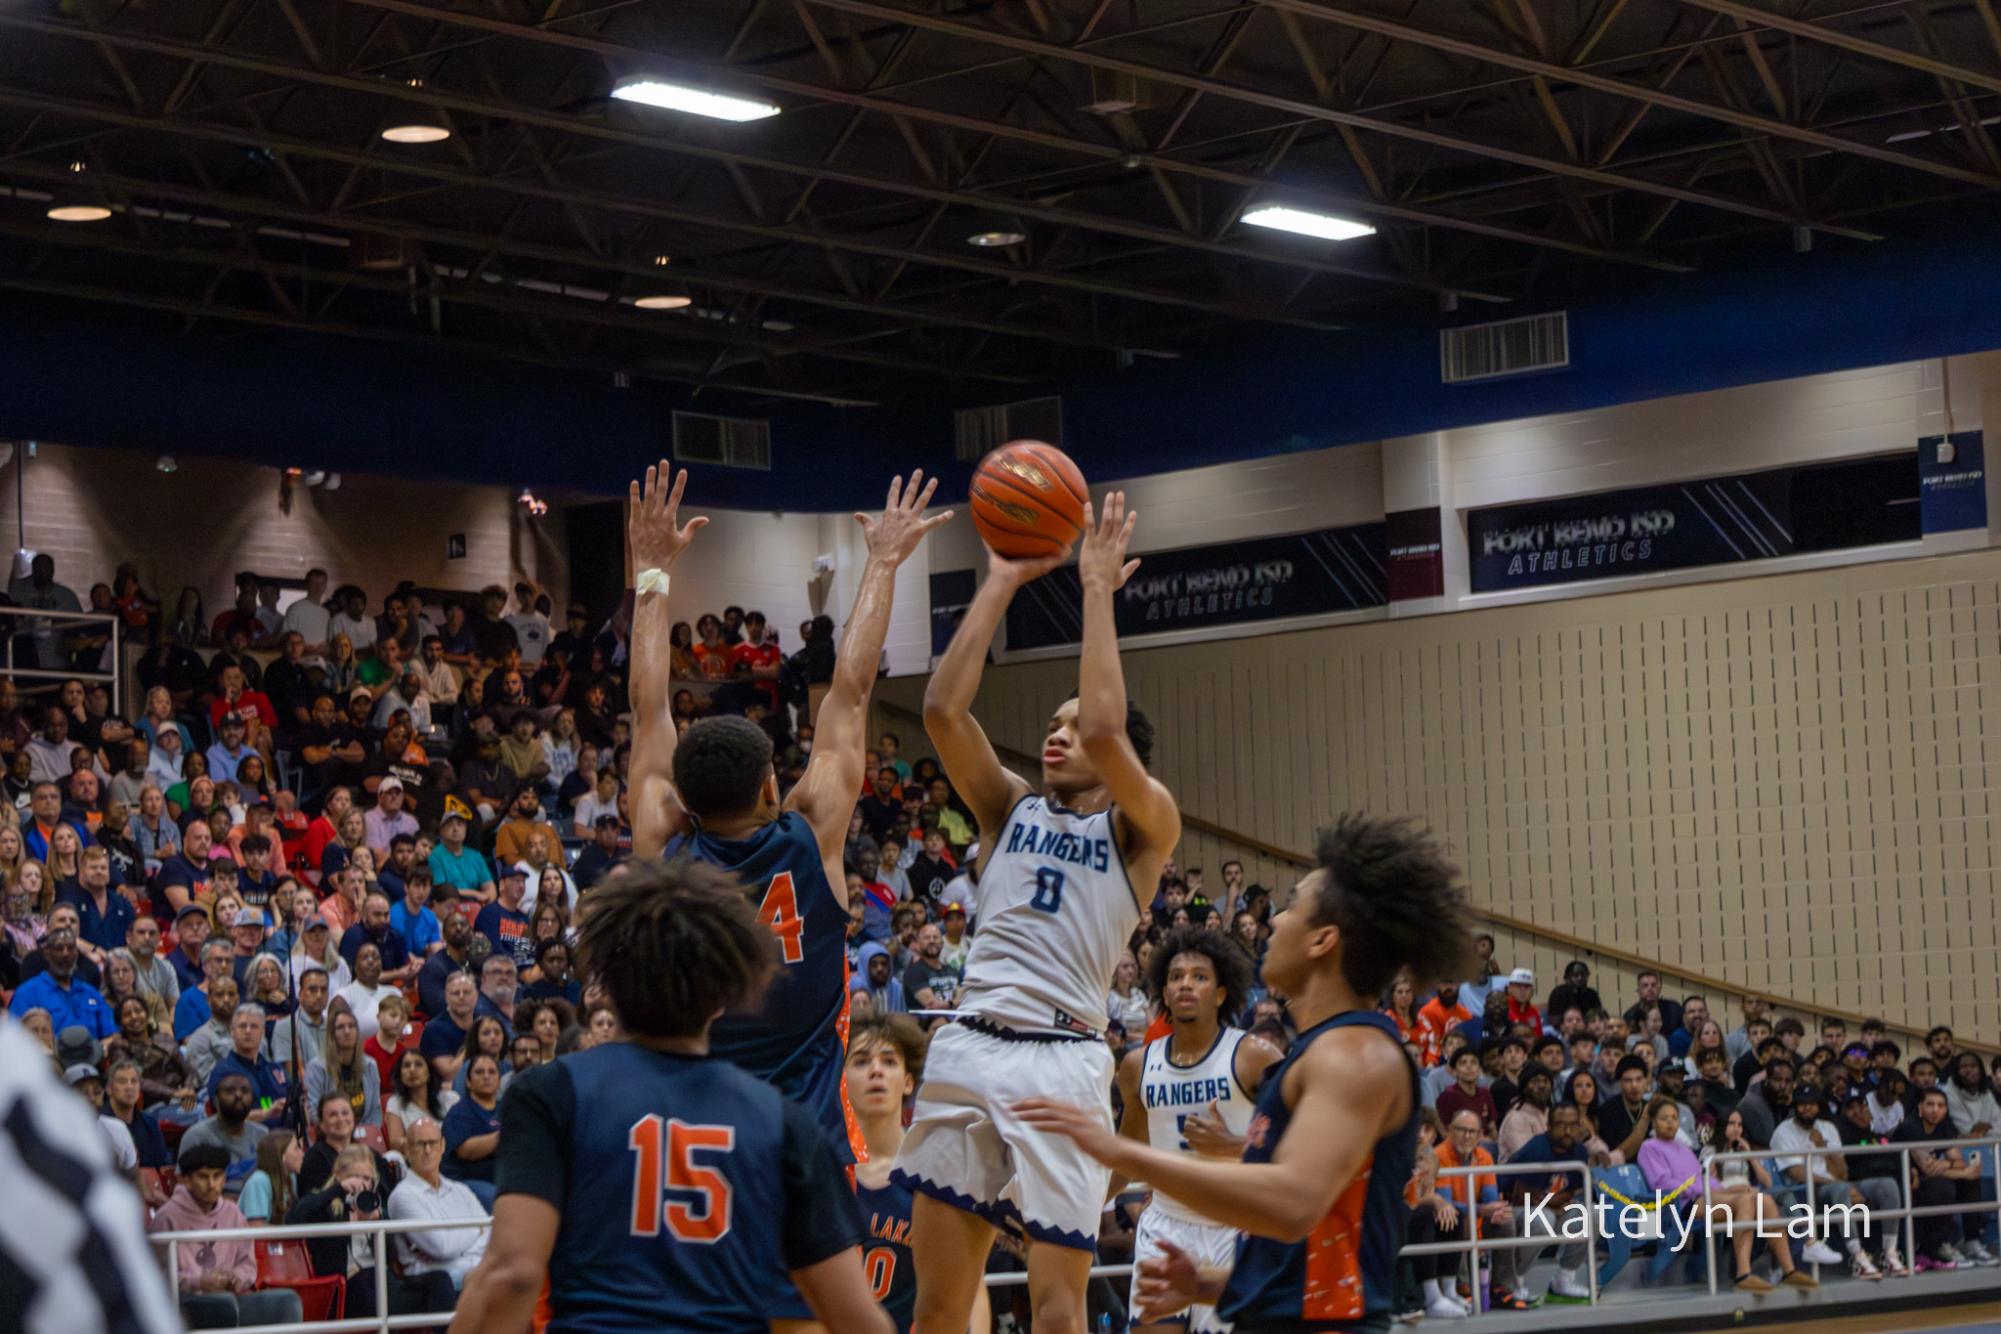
[207,1050,290,1109]
[339,923,410,972]
[1508,1132,1590,1193]
[473,903,534,969]
[173,985,214,1041]
[57,885,137,956]
[441,1094,502,1183]
[8,971,115,1038]
[389,902,441,957]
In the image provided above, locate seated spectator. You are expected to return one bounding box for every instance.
[363,776,418,858]
[567,816,622,890]
[1596,1056,1659,1161]
[1834,1091,1913,1276]
[336,942,404,1044]
[441,1051,504,1208]
[305,1007,383,1128]
[1769,1086,1878,1276]
[150,1143,304,1329]
[427,803,494,905]
[1436,1109,1531,1310]
[1434,1046,1495,1137]
[180,1070,269,1197]
[238,1128,304,1226]
[474,866,534,970]
[339,889,418,988]
[1895,1085,1995,1269]
[1945,1051,2001,1137]
[9,924,114,1037]
[1498,1066,1554,1161]
[1504,1100,1599,1301]
[386,1044,459,1153]
[58,845,135,960]
[389,1116,491,1289]
[423,970,482,1083]
[289,1143,454,1319]
[492,787,559,866]
[205,1003,289,1123]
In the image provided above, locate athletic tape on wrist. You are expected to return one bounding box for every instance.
[636,568,670,597]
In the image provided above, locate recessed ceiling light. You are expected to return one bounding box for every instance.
[610,78,780,123]
[762,319,795,332]
[967,229,1027,247]
[634,294,693,310]
[381,124,451,144]
[652,254,671,267]
[47,204,111,222]
[1242,204,1375,242]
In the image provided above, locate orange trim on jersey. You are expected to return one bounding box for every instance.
[1301,1154,1370,1322]
[838,945,867,1165]
[532,1279,552,1333]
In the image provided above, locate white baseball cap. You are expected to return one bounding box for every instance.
[1507,968,1534,987]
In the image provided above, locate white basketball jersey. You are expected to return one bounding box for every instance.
[1140,1028,1255,1221]
[956,795,1139,1037]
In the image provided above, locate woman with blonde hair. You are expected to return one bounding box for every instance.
[104,948,169,1033]
[306,1007,383,1127]
[241,1130,304,1226]
[0,824,26,884]
[45,823,83,887]
[1,868,46,956]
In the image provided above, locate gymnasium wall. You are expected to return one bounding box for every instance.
[878,540,2001,1046]
[0,443,568,647]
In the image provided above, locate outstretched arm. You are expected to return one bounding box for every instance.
[1076,493,1181,862]
[787,472,951,864]
[922,544,1068,839]
[627,463,709,859]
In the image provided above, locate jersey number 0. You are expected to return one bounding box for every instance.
[628,1115,735,1243]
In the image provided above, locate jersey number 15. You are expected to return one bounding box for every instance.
[628,1115,735,1243]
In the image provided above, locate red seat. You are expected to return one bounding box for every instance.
[159,1119,189,1151]
[257,1238,345,1321]
[356,1124,388,1155]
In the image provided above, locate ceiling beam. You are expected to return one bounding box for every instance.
[325,0,1691,272]
[1677,0,2001,97]
[0,92,1348,337]
[0,12,1464,303]
[799,0,1882,239]
[1256,0,2001,189]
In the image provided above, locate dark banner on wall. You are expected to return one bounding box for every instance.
[929,568,977,658]
[1003,524,1387,652]
[1467,452,1920,594]
[1920,430,1986,534]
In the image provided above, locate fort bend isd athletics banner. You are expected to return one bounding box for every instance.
[1002,523,1387,652]
[1467,452,1921,594]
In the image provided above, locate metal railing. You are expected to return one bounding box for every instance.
[146,1133,2001,1334]
[0,603,123,713]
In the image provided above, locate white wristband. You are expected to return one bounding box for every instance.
[636,567,670,597]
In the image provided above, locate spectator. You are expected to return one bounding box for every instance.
[570,815,624,890]
[181,976,239,1088]
[1435,1047,1495,1136]
[336,943,403,1044]
[1725,996,1771,1065]
[388,863,443,959]
[474,865,534,970]
[102,1056,171,1170]
[57,845,135,962]
[1894,1086,1995,1269]
[851,941,906,1015]
[423,971,482,1083]
[441,1050,503,1208]
[1436,1108,1531,1310]
[1500,968,1542,1034]
[25,779,88,859]
[9,925,114,1037]
[8,553,83,670]
[205,1005,288,1121]
[1624,971,1684,1037]
[1504,1099,1600,1301]
[569,767,621,837]
[1498,1066,1554,1161]
[305,1007,382,1128]
[179,1071,269,1197]
[389,1115,491,1289]
[1769,1085,1882,1276]
[339,889,417,987]
[239,1129,304,1226]
[1415,982,1474,1069]
[1666,995,1710,1060]
[1545,961,1602,1022]
[491,787,559,867]
[270,965,331,1070]
[1833,1092,1913,1276]
[149,1142,304,1329]
[363,777,418,858]
[291,1143,455,1319]
[1945,1051,2001,1137]
[428,804,494,905]
[476,955,519,1031]
[105,994,195,1106]
[901,922,959,1013]
[516,838,576,919]
[905,828,956,909]
[1382,974,1421,1051]
[1738,1056,1796,1148]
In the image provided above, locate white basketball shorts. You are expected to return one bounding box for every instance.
[1131,1204,1240,1332]
[892,1019,1116,1251]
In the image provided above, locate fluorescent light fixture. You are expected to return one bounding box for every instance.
[610,78,780,123]
[381,124,451,144]
[634,294,692,310]
[47,204,111,222]
[967,229,1027,247]
[1241,204,1375,242]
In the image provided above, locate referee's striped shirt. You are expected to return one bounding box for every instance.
[0,1018,180,1334]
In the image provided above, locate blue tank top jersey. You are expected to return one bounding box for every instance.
[857,1175,917,1333]
[1218,1010,1418,1333]
[495,1043,863,1333]
[671,812,857,1162]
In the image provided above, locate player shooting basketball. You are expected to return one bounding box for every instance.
[1017,816,1477,1333]
[897,492,1181,1334]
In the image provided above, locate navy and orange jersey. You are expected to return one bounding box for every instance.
[670,812,859,1163]
[1217,1010,1417,1333]
[497,1043,862,1333]
[857,1175,917,1333]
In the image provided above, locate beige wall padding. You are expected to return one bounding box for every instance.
[879,545,2001,1045]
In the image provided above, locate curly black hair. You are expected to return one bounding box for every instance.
[1309,813,1475,999]
[1063,689,1156,769]
[574,857,779,1041]
[672,715,776,819]
[1144,924,1256,1019]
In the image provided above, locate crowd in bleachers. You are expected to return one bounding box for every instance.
[4,552,2000,1329]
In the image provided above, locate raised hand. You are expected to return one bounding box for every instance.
[857,469,953,567]
[1078,491,1140,593]
[985,540,1071,588]
[627,461,708,574]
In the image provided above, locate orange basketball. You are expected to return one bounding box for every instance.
[969,440,1088,559]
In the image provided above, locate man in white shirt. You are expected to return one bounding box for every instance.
[334,943,404,1043]
[327,586,377,653]
[388,1118,489,1288]
[415,636,462,705]
[282,569,333,658]
[1769,1086,1881,1278]
[504,587,552,667]
[66,1063,138,1173]
[269,967,331,1070]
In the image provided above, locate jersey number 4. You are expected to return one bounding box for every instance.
[757,871,805,964]
[628,1115,735,1243]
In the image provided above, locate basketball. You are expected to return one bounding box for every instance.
[969,439,1089,559]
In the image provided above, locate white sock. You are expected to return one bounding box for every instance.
[1425,1279,1447,1303]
